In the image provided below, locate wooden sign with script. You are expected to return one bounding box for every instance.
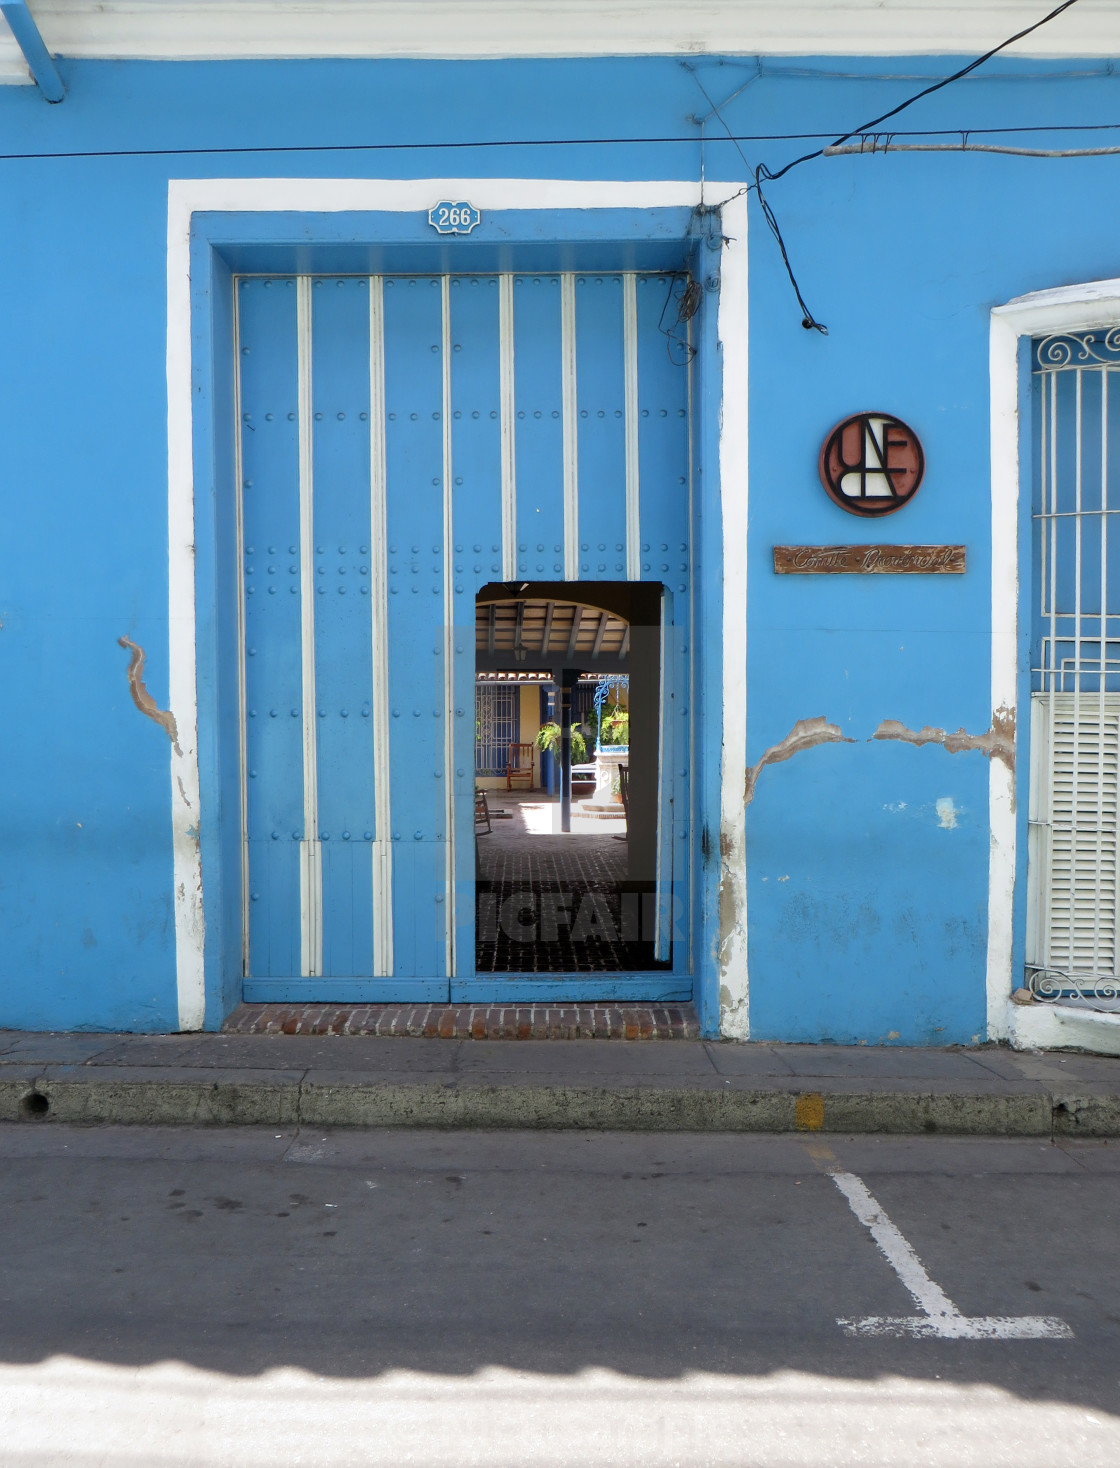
[773,544,966,575]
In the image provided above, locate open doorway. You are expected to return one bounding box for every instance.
[474,583,670,974]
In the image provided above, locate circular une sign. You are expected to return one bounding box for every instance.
[818,412,924,517]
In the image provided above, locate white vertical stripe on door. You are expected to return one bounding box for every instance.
[654,586,675,962]
[623,272,641,580]
[499,273,517,582]
[561,272,579,580]
[368,275,394,977]
[232,281,251,977]
[441,276,456,978]
[296,275,323,979]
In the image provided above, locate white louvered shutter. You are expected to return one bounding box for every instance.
[1030,692,1120,982]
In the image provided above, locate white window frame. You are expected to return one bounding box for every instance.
[992,278,1120,1054]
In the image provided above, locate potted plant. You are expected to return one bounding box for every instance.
[599,707,629,748]
[535,722,588,764]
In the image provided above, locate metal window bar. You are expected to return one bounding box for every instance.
[1028,340,1120,1006]
[475,685,519,777]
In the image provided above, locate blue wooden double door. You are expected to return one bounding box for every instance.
[236,271,691,1002]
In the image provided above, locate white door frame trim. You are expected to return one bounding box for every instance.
[989,276,1120,1048]
[166,175,747,1030]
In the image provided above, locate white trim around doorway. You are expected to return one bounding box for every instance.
[166,175,747,1030]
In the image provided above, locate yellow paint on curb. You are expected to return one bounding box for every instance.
[795,1092,825,1131]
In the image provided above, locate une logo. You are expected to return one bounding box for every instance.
[818,412,924,517]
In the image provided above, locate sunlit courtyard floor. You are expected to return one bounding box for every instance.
[475,791,662,973]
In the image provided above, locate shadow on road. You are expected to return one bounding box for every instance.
[0,1125,1118,1420]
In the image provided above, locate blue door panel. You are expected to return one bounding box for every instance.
[320,840,375,979]
[635,274,692,975]
[236,269,691,999]
[513,275,566,577]
[383,275,448,979]
[449,275,505,979]
[636,274,690,566]
[245,841,299,979]
[310,277,377,975]
[391,840,447,981]
[239,277,304,976]
[575,274,627,573]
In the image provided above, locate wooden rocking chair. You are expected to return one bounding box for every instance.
[506,742,535,791]
[474,789,492,834]
[614,763,630,841]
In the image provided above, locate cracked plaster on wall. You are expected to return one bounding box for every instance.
[118,636,181,755]
[872,706,1016,774]
[743,708,1017,813]
[744,716,854,807]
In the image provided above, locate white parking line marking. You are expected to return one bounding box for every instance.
[824,1163,1073,1340]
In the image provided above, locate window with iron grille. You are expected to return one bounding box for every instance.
[475,685,520,777]
[1028,330,1120,1003]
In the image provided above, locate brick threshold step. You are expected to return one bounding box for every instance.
[224,1003,699,1040]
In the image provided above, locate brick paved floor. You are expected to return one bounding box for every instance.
[475,793,664,973]
[222,1002,699,1039]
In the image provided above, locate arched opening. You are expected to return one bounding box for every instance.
[474,582,669,974]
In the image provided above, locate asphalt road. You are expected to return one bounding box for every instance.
[1,1124,1119,1466]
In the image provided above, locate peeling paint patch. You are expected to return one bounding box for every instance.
[118,636,181,755]
[936,797,959,829]
[718,816,750,1041]
[872,706,1015,775]
[744,717,854,806]
[718,826,744,967]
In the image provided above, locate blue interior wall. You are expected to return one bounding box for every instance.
[0,54,1117,1034]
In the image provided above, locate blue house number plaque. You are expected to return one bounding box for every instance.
[428,201,481,235]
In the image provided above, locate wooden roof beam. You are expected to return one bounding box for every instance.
[566,605,582,661]
[541,600,555,654]
[590,610,608,659]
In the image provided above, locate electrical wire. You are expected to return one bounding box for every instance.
[687,5,1086,332]
[758,0,1083,184]
[5,118,1120,165]
[684,61,829,333]
[826,136,1120,158]
[737,0,1084,331]
[685,64,759,177]
[6,119,1120,168]
[754,177,827,334]
[0,3,1099,333]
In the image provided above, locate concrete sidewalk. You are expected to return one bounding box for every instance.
[3,1030,1120,1134]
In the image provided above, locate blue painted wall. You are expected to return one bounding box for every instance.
[0,54,1116,1034]
[741,82,1120,1043]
